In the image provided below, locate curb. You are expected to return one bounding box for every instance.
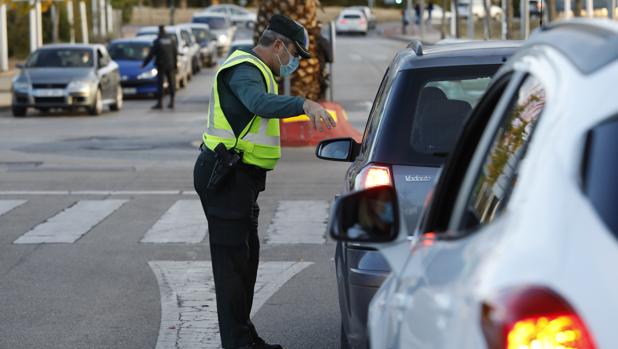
[280,101,362,147]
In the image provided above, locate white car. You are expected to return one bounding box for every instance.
[203,4,256,26]
[329,19,618,349]
[348,6,377,29]
[458,0,503,19]
[336,9,369,35]
[192,12,236,56]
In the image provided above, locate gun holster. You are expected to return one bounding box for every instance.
[207,143,241,190]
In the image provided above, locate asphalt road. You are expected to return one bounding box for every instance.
[0,32,404,349]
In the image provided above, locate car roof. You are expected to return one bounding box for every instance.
[178,23,209,29]
[38,44,98,50]
[111,36,155,44]
[524,19,618,74]
[340,9,365,14]
[394,40,522,71]
[193,12,227,18]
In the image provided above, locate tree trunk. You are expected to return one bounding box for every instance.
[454,0,460,37]
[547,0,557,21]
[506,0,513,39]
[254,0,323,101]
[574,0,583,16]
[482,0,491,39]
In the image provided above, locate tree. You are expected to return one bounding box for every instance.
[254,0,324,101]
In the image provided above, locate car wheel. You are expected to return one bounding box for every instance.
[88,88,103,116]
[340,324,350,349]
[12,106,27,117]
[110,85,123,111]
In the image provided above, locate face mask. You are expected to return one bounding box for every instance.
[276,42,300,77]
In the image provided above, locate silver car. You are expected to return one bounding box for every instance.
[202,4,257,26]
[11,44,122,117]
[192,12,236,56]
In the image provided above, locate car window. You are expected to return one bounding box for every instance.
[97,49,110,67]
[343,14,362,19]
[192,28,209,42]
[26,48,94,68]
[109,42,151,61]
[194,16,227,29]
[581,115,618,239]
[463,75,545,227]
[374,65,500,166]
[360,68,391,157]
[412,77,492,155]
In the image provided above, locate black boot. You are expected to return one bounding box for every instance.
[167,99,174,109]
[252,337,283,349]
[151,101,163,110]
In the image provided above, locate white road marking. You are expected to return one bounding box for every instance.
[0,200,27,217]
[266,200,330,244]
[149,261,312,349]
[0,190,198,196]
[141,200,207,243]
[13,200,127,244]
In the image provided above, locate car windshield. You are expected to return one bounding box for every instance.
[26,48,94,68]
[192,28,209,42]
[108,42,151,61]
[193,17,227,29]
[373,65,499,166]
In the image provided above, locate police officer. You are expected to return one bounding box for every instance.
[142,25,177,109]
[193,15,336,349]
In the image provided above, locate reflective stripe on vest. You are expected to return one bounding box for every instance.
[202,51,281,170]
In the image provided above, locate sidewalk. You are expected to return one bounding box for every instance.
[0,71,15,110]
[378,21,443,45]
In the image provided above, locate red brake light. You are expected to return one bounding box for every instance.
[355,165,392,190]
[339,19,348,24]
[481,286,597,349]
[359,18,366,24]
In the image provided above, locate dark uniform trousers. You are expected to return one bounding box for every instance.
[193,148,267,349]
[156,69,176,102]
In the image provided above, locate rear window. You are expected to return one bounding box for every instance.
[108,42,151,61]
[343,14,362,19]
[372,65,500,166]
[193,16,227,29]
[582,116,618,238]
[192,28,209,42]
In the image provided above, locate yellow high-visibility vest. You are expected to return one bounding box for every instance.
[202,50,281,170]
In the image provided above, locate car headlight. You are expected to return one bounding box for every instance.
[67,80,92,91]
[137,68,158,80]
[12,81,30,92]
[218,34,227,43]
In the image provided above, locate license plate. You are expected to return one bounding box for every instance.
[123,88,137,95]
[33,89,64,97]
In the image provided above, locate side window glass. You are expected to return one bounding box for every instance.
[361,69,391,156]
[465,75,546,227]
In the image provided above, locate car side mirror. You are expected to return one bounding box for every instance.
[328,186,399,243]
[315,137,359,162]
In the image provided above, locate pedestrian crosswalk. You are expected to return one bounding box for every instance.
[1,198,331,245]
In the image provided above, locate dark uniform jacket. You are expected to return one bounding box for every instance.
[143,35,178,71]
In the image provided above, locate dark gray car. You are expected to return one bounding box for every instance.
[316,41,520,349]
[11,44,122,117]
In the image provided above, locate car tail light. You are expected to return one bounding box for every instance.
[355,165,392,190]
[359,19,366,25]
[481,286,596,349]
[339,19,348,24]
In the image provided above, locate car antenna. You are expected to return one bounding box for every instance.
[407,39,423,56]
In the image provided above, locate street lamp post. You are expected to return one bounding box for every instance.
[80,0,89,43]
[0,2,8,72]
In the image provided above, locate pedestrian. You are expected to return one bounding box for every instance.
[316,21,333,100]
[415,3,421,25]
[402,7,410,34]
[193,14,336,349]
[142,25,177,109]
[427,1,434,23]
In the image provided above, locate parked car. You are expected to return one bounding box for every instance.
[136,26,192,88]
[108,36,159,98]
[457,0,503,19]
[348,6,377,30]
[329,19,618,349]
[177,25,203,74]
[192,12,236,56]
[316,40,519,349]
[336,8,369,35]
[203,3,256,26]
[11,44,122,117]
[182,23,218,67]
[226,39,254,58]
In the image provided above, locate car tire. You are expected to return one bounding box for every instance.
[12,106,27,117]
[110,85,123,111]
[88,88,103,116]
[340,324,350,349]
